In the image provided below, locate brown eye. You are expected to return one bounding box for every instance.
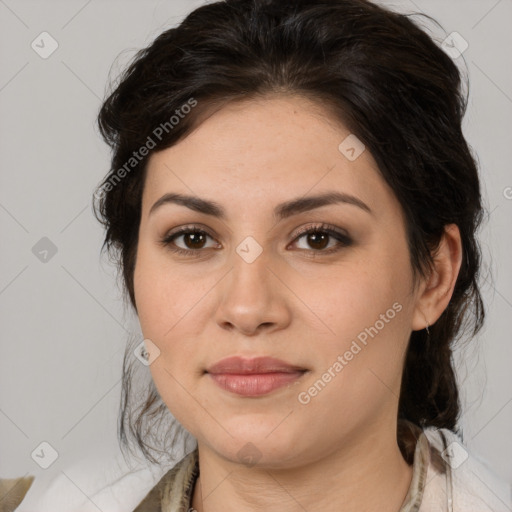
[160,226,220,256]
[303,231,330,250]
[291,224,353,255]
[180,231,208,249]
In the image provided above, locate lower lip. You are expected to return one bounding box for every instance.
[207,372,305,396]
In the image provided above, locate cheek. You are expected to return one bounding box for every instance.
[304,247,412,344]
[294,293,411,445]
[300,243,414,397]
[134,242,196,338]
[133,242,216,378]
[134,250,208,432]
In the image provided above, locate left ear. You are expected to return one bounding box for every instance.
[411,223,463,331]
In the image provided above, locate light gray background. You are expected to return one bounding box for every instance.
[1,0,511,499]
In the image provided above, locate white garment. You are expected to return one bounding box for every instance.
[417,427,512,511]
[13,449,169,512]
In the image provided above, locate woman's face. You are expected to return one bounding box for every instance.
[134,95,423,468]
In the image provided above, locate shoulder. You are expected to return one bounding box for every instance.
[422,427,511,512]
[0,476,34,512]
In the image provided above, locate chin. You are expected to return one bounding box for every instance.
[203,424,306,469]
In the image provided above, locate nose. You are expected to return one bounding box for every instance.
[214,248,292,336]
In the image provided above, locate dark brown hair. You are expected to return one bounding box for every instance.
[94,0,485,465]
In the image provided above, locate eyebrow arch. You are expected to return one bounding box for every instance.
[148,191,372,220]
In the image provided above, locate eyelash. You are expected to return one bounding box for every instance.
[159,223,352,258]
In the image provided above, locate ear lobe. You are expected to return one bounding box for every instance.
[412,224,463,331]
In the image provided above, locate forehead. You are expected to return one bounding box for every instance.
[142,95,396,219]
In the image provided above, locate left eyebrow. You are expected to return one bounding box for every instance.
[148,191,372,220]
[274,191,372,219]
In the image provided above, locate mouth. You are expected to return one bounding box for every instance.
[205,356,308,397]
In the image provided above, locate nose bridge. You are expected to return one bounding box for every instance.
[227,239,274,311]
[214,236,290,334]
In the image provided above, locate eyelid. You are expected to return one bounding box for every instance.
[161,223,215,240]
[290,222,350,241]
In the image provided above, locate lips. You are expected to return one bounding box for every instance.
[205,356,308,397]
[206,356,306,375]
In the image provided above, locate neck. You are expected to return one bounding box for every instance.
[191,422,414,512]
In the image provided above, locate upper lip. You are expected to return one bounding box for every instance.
[206,356,307,375]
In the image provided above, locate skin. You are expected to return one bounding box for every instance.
[133,94,462,512]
